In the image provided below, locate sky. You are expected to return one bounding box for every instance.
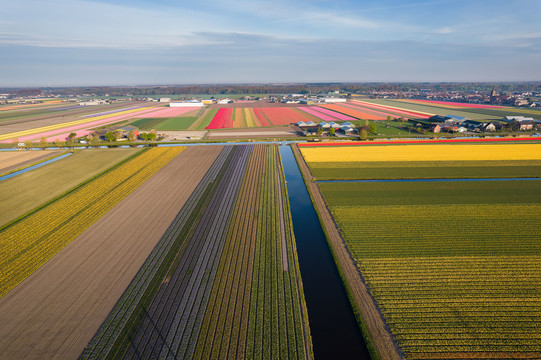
[1,0,540,86]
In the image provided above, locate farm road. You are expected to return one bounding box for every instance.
[0,146,222,360]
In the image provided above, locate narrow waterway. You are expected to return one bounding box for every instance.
[279,144,370,360]
[0,152,73,182]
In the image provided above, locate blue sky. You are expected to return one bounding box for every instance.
[1,0,540,86]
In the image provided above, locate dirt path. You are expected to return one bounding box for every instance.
[291,144,402,360]
[0,146,223,360]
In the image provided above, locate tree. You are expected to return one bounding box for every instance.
[90,134,99,146]
[387,115,392,121]
[359,129,368,140]
[317,127,323,137]
[128,130,137,142]
[66,132,77,147]
[147,132,157,141]
[364,119,369,127]
[140,132,149,141]
[39,136,48,149]
[329,127,336,136]
[368,124,377,134]
[53,139,65,148]
[105,131,115,142]
[25,140,33,148]
[113,130,123,141]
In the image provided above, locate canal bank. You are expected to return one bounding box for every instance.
[279,144,371,360]
[287,144,403,360]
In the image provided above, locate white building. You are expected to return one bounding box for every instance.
[159,98,172,102]
[170,101,204,107]
[79,100,106,106]
[324,98,347,103]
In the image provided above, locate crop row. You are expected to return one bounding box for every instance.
[81,145,254,358]
[205,107,316,129]
[80,146,234,359]
[0,147,184,298]
[82,144,311,359]
[193,144,309,359]
[320,182,540,358]
[319,103,386,120]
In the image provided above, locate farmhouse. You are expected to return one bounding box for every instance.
[429,124,441,133]
[519,121,535,131]
[503,115,534,122]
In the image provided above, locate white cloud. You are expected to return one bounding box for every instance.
[433,26,454,34]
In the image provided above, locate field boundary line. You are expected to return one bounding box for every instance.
[291,143,403,360]
[277,145,314,360]
[0,148,146,233]
[0,149,67,178]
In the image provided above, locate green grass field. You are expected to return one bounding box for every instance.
[0,148,140,227]
[319,177,541,359]
[189,108,218,130]
[310,160,541,180]
[130,116,198,130]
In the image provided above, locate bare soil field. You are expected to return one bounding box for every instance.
[0,148,139,227]
[206,126,300,139]
[0,150,62,174]
[159,130,207,141]
[0,145,222,360]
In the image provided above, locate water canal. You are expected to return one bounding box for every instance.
[279,144,370,360]
[0,152,73,182]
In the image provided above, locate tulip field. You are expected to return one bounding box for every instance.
[0,147,184,298]
[205,107,316,129]
[302,141,541,359]
[81,144,311,360]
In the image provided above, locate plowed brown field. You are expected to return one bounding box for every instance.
[0,145,223,360]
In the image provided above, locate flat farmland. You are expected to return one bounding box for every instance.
[81,145,312,360]
[308,160,541,180]
[0,103,164,143]
[359,99,501,121]
[320,181,541,359]
[0,147,184,299]
[0,146,222,360]
[301,141,541,359]
[206,107,317,129]
[129,107,202,130]
[0,150,63,174]
[0,102,146,134]
[0,148,140,227]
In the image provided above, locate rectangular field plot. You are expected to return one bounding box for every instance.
[205,106,316,129]
[130,116,199,130]
[301,143,541,163]
[0,148,140,227]
[81,144,311,360]
[308,160,541,180]
[0,146,220,360]
[0,150,62,174]
[0,147,185,299]
[320,180,541,359]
